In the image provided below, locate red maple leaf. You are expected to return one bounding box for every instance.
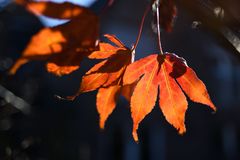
[123,53,216,141]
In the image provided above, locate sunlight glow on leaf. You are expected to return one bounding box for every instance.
[37,0,96,26]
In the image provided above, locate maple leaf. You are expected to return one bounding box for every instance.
[69,34,136,129]
[9,0,99,76]
[15,0,86,19]
[123,53,216,142]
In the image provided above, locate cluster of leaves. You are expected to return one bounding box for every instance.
[10,0,99,76]
[10,0,216,142]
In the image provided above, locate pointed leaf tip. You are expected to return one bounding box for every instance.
[104,34,125,48]
[97,86,121,131]
[132,132,139,142]
[165,54,216,112]
[99,118,105,129]
[178,126,186,135]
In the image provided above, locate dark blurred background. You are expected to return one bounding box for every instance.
[0,0,240,159]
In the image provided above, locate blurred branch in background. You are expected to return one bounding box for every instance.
[222,27,240,53]
[176,0,240,58]
[0,85,30,116]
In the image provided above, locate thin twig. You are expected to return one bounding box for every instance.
[156,1,164,54]
[132,2,152,52]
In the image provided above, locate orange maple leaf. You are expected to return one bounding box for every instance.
[123,53,216,142]
[70,34,136,129]
[9,0,99,76]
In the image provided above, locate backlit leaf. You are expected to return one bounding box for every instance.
[123,53,216,141]
[124,54,159,141]
[130,63,159,142]
[46,48,87,76]
[71,35,134,129]
[104,34,125,48]
[10,0,99,76]
[165,53,216,111]
[79,61,109,93]
[88,34,128,59]
[123,54,158,84]
[16,0,89,19]
[158,56,187,134]
[88,43,119,59]
[97,85,121,129]
[120,81,138,101]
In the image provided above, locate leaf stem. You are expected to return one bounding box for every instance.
[99,0,115,15]
[131,1,152,52]
[156,1,164,54]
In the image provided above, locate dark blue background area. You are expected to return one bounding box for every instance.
[0,0,240,160]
